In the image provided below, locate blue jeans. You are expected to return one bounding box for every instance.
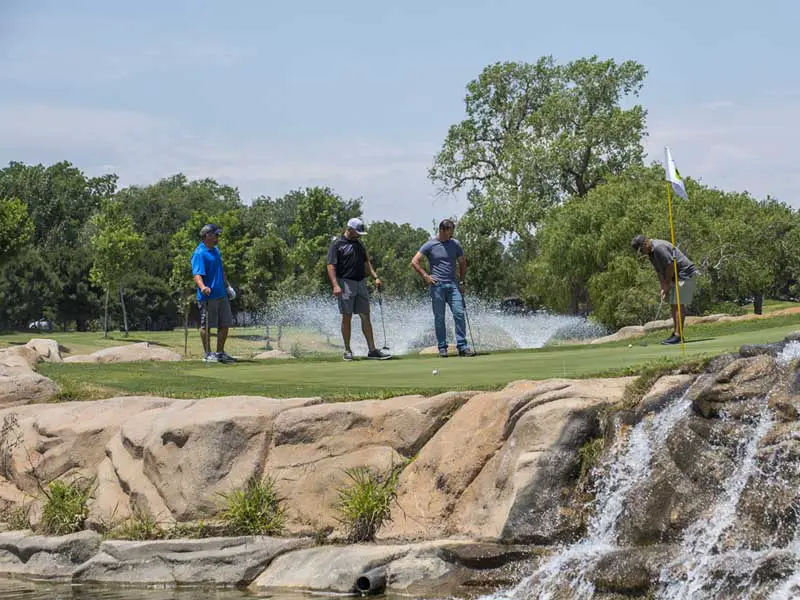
[430,282,467,351]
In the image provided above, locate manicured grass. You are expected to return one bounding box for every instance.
[36,315,800,402]
[0,326,338,359]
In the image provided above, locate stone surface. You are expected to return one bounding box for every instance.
[638,374,696,413]
[0,530,100,580]
[73,536,311,586]
[590,326,645,345]
[0,345,59,409]
[24,339,62,363]
[419,344,458,355]
[688,355,779,418]
[252,349,296,360]
[379,378,633,542]
[63,342,182,363]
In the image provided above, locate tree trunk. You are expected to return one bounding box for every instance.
[119,286,129,336]
[103,288,109,338]
[754,293,764,315]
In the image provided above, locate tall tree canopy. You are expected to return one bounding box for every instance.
[430,56,648,240]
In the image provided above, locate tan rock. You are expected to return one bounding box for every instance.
[639,375,696,413]
[590,326,646,345]
[266,391,474,533]
[24,339,62,362]
[689,355,780,418]
[252,349,295,360]
[379,378,633,541]
[643,319,673,332]
[63,342,182,363]
[135,396,321,520]
[419,345,457,355]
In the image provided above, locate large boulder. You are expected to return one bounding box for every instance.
[590,326,645,345]
[265,391,475,534]
[378,378,634,542]
[23,339,62,363]
[63,342,182,363]
[0,346,59,409]
[0,530,100,580]
[73,536,311,586]
[130,396,320,520]
[688,355,780,418]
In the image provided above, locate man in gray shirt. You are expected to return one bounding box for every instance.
[632,234,698,345]
[411,219,476,357]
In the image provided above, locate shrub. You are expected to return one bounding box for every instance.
[336,465,402,542]
[219,475,286,536]
[109,508,165,540]
[39,478,93,535]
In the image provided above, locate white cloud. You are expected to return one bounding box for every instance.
[646,93,800,204]
[0,103,463,228]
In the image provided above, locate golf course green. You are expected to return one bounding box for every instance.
[16,310,800,402]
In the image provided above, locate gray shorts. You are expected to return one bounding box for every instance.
[670,272,698,306]
[199,297,233,328]
[337,278,370,315]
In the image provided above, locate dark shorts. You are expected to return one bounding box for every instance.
[337,278,370,315]
[199,297,233,328]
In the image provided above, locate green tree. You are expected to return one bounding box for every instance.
[452,210,515,301]
[286,187,362,294]
[430,56,647,240]
[89,200,144,337]
[0,198,34,267]
[528,163,800,327]
[0,249,60,329]
[359,221,429,298]
[243,228,291,314]
[116,174,243,281]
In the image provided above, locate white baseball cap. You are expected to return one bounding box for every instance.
[347,217,367,235]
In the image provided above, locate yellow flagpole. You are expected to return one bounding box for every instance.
[665,182,685,353]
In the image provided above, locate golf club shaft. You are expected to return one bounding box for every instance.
[204,298,210,355]
[462,290,477,354]
[378,288,389,349]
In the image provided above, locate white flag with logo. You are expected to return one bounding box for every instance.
[664,146,688,200]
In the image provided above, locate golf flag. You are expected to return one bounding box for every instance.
[664,146,688,200]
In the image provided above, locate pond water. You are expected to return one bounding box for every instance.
[0,580,352,600]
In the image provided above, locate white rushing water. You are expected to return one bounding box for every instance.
[255,296,606,355]
[496,394,692,600]
[658,408,776,600]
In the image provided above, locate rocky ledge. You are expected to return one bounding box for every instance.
[0,334,799,597]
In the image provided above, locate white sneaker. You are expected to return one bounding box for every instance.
[203,352,220,363]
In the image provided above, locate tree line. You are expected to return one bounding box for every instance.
[1,54,797,332]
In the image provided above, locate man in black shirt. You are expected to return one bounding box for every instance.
[326,218,391,361]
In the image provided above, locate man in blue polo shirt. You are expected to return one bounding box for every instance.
[191,223,236,363]
[410,219,476,357]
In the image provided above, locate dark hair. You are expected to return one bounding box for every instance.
[631,234,646,252]
[439,219,456,231]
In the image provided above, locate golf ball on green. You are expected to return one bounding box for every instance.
[432,369,439,375]
[628,344,632,347]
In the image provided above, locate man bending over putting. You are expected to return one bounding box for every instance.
[631,234,698,345]
[326,218,391,361]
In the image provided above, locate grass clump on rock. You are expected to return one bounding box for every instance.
[336,464,402,542]
[219,475,286,536]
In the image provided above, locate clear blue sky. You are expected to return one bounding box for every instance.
[1,0,797,228]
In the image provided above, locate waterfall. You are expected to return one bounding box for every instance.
[501,393,692,600]
[658,408,776,599]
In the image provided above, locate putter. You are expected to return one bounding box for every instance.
[655,298,664,322]
[462,290,478,356]
[377,287,390,350]
[203,298,210,361]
